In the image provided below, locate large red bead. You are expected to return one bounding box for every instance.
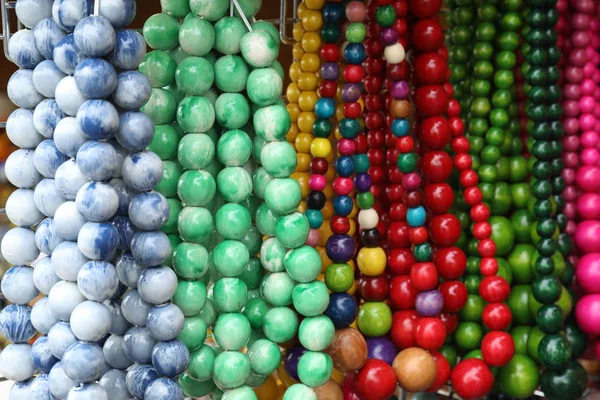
[481,331,515,367]
[415,317,446,350]
[389,275,417,309]
[411,18,445,52]
[408,0,442,18]
[427,351,451,393]
[387,221,411,248]
[354,359,398,400]
[482,302,512,331]
[424,183,454,214]
[451,359,494,399]
[413,52,448,85]
[429,213,461,246]
[387,248,414,275]
[420,151,453,182]
[410,262,438,291]
[433,246,466,279]
[438,280,468,313]
[391,310,419,349]
[419,116,451,149]
[414,85,448,116]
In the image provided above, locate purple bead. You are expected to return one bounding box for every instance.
[366,337,397,365]
[390,81,409,100]
[415,290,444,317]
[321,62,339,80]
[341,83,361,102]
[284,346,306,380]
[380,28,398,46]
[354,173,371,193]
[325,234,356,263]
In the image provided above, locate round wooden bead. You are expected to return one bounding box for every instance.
[384,43,405,64]
[392,347,437,392]
[326,328,367,372]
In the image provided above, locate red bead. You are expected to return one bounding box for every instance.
[459,170,479,188]
[449,116,465,137]
[454,153,472,171]
[413,52,448,85]
[479,276,510,303]
[343,65,365,83]
[470,203,490,223]
[464,186,483,206]
[386,147,400,164]
[367,129,385,148]
[396,136,414,153]
[365,39,384,58]
[354,133,368,154]
[439,312,458,334]
[439,280,468,313]
[387,62,409,81]
[368,148,385,166]
[387,248,414,275]
[332,177,354,196]
[365,94,384,111]
[472,221,492,240]
[311,158,328,174]
[451,359,494,399]
[393,18,408,36]
[364,75,383,94]
[358,275,390,302]
[319,80,337,98]
[447,98,461,117]
[479,257,499,276]
[420,151,453,182]
[442,81,453,96]
[410,262,438,291]
[389,275,417,309]
[433,246,466,280]
[330,216,350,235]
[320,44,340,62]
[415,317,446,351]
[338,138,356,156]
[343,102,362,119]
[478,238,496,257]
[411,18,445,52]
[394,0,408,16]
[482,303,512,331]
[391,310,419,349]
[427,351,451,393]
[451,137,470,153]
[366,23,380,40]
[429,213,461,247]
[354,359,398,400]
[365,111,384,130]
[423,183,454,214]
[414,85,449,117]
[387,167,403,183]
[419,116,451,150]
[408,0,442,18]
[403,190,422,208]
[388,202,407,221]
[387,221,411,248]
[481,331,515,367]
[369,166,385,184]
[409,226,428,245]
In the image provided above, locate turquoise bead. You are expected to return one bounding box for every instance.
[276,212,309,249]
[178,316,207,351]
[178,133,215,170]
[260,141,298,178]
[255,203,279,236]
[215,203,252,240]
[247,339,281,376]
[187,344,216,381]
[169,46,188,64]
[215,93,251,129]
[214,313,251,351]
[142,88,176,125]
[178,206,214,243]
[245,372,268,389]
[177,96,215,133]
[265,178,302,215]
[213,240,250,277]
[143,13,180,51]
[252,167,275,200]
[283,384,316,400]
[223,386,257,400]
[214,351,251,389]
[284,246,321,283]
[271,61,284,80]
[234,0,262,18]
[175,57,214,96]
[178,170,216,207]
[239,257,264,290]
[247,68,283,107]
[407,206,427,227]
[172,280,208,317]
[190,0,229,21]
[214,55,249,93]
[179,17,215,57]
[173,242,209,279]
[263,307,298,343]
[297,352,333,388]
[217,129,252,167]
[213,278,248,312]
[254,104,291,142]
[253,136,267,163]
[292,281,330,317]
[214,17,248,55]
[260,272,296,307]
[240,31,279,68]
[259,237,287,273]
[149,125,179,160]
[217,167,253,203]
[298,316,335,351]
[161,0,191,18]
[244,298,270,330]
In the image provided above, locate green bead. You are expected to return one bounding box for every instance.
[177,133,215,170]
[213,277,247,312]
[168,46,188,64]
[149,125,179,160]
[244,298,270,330]
[260,141,297,178]
[247,68,283,107]
[357,302,392,337]
[263,307,298,343]
[199,298,217,327]
[283,384,316,400]
[175,57,214,96]
[254,104,291,142]
[292,281,329,317]
[240,225,262,253]
[247,338,281,376]
[356,192,374,210]
[264,178,301,215]
[255,203,279,236]
[540,362,587,400]
[259,237,287,273]
[345,22,366,43]
[187,344,216,381]
[140,50,176,88]
[213,240,250,277]
[214,351,251,389]
[162,198,182,234]
[215,93,251,129]
[375,5,395,27]
[297,352,332,388]
[173,242,209,280]
[261,272,295,306]
[298,316,335,351]
[178,170,216,207]
[178,207,213,243]
[165,235,180,266]
[214,203,251,240]
[214,313,251,350]
[251,20,279,44]
[324,263,353,293]
[190,0,228,21]
[179,373,215,397]
[213,55,249,93]
[142,88,177,125]
[215,17,248,55]
[223,386,257,400]
[239,258,264,289]
[177,97,216,133]
[536,304,564,334]
[156,160,182,198]
[217,167,253,203]
[240,31,279,68]
[178,316,207,351]
[179,17,215,56]
[284,246,321,283]
[276,212,309,249]
[143,13,180,51]
[173,280,207,317]
[218,129,252,167]
[233,0,262,18]
[397,153,417,173]
[253,136,267,163]
[160,0,190,18]
[538,334,571,368]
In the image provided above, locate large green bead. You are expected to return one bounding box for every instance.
[169,46,188,64]
[156,160,183,198]
[234,0,262,18]
[172,280,207,317]
[190,0,228,21]
[140,50,176,88]
[264,178,301,215]
[213,240,250,277]
[143,13,180,51]
[162,198,182,234]
[239,257,263,289]
[215,17,248,55]
[276,212,309,249]
[253,136,267,163]
[254,104,291,142]
[283,384,316,400]
[215,93,251,130]
[252,167,274,200]
[177,97,215,133]
[247,68,283,107]
[188,344,216,381]
[173,242,209,280]
[357,302,393,337]
[255,203,279,236]
[214,313,251,351]
[240,31,279,68]
[165,235,181,266]
[246,339,281,376]
[260,141,297,178]
[160,0,190,18]
[252,20,280,45]
[217,167,252,203]
[178,316,207,351]
[149,125,179,160]
[263,307,298,343]
[178,207,214,243]
[240,228,262,256]
[214,351,251,389]
[214,55,249,93]
[538,334,571,368]
[297,352,333,388]
[244,298,270,330]
[175,57,214,96]
[179,17,215,56]
[284,246,321,283]
[298,316,335,351]
[218,129,252,167]
[540,362,587,400]
[223,386,257,400]
[215,203,252,239]
[261,272,295,306]
[142,88,177,125]
[259,237,287,273]
[199,298,217,327]
[245,371,268,389]
[178,170,216,207]
[179,373,215,397]
[213,277,248,312]
[292,281,329,317]
[178,133,215,170]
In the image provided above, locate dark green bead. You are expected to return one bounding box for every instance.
[471,80,492,97]
[537,238,557,257]
[469,118,489,136]
[473,61,494,79]
[477,4,497,22]
[397,153,417,173]
[540,362,587,400]
[451,26,473,45]
[535,256,555,276]
[551,159,564,176]
[313,119,331,138]
[321,24,340,43]
[532,141,552,160]
[475,23,496,42]
[526,47,548,66]
[532,276,561,304]
[526,28,545,46]
[557,233,573,256]
[485,127,504,146]
[536,304,564,334]
[532,180,552,199]
[556,213,567,231]
[356,192,374,210]
[527,69,547,86]
[473,42,494,60]
[547,46,561,64]
[527,10,546,27]
[413,244,432,262]
[338,118,360,138]
[464,275,483,294]
[552,176,565,194]
[532,161,551,179]
[375,5,396,27]
[544,29,558,47]
[536,219,556,238]
[466,257,480,275]
[547,103,561,120]
[449,45,470,64]
[538,334,571,368]
[565,322,587,359]
[527,104,547,122]
[527,86,547,105]
[546,8,559,25]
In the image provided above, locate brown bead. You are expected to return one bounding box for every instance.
[326,328,368,372]
[392,347,437,393]
[314,380,344,400]
[391,100,410,118]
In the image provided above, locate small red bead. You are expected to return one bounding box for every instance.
[394,18,408,37]
[427,351,451,393]
[460,170,479,188]
[479,257,499,276]
[410,262,438,291]
[387,62,409,81]
[479,276,511,303]
[446,98,461,117]
[482,303,512,331]
[408,0,442,18]
[387,221,411,248]
[387,248,414,275]
[387,184,405,203]
[477,238,497,258]
[344,102,362,119]
[364,94,384,111]
[403,190,422,208]
[311,158,328,174]
[481,331,515,367]
[448,116,465,137]
[451,137,470,153]
[368,148,385,166]
[439,312,458,334]
[387,167,403,183]
[357,275,390,302]
[365,39,384,58]
[364,75,383,94]
[391,310,418,349]
[354,133,368,154]
[409,226,428,244]
[319,80,337,98]
[451,360,494,399]
[470,203,490,222]
[320,44,340,62]
[389,275,418,310]
[367,129,385,148]
[439,280,468,313]
[354,359,398,400]
[394,0,408,16]
[332,177,354,196]
[343,65,365,83]
[415,318,446,351]
[433,246,467,280]
[389,202,407,221]
[472,221,492,240]
[464,186,483,206]
[365,111,385,130]
[330,216,350,235]
[454,153,472,171]
[396,136,415,153]
[368,166,385,184]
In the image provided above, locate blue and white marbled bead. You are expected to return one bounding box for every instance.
[99,369,129,400]
[48,362,76,399]
[137,266,178,306]
[33,17,66,59]
[77,101,119,142]
[0,265,38,304]
[112,215,137,252]
[76,181,119,221]
[77,261,119,302]
[52,0,93,32]
[5,149,42,189]
[33,100,65,139]
[110,29,145,71]
[0,343,35,381]
[55,76,87,118]
[32,336,60,373]
[1,228,40,266]
[120,289,151,326]
[123,327,158,365]
[47,280,85,321]
[33,60,66,98]
[99,0,136,29]
[113,71,151,111]
[8,69,44,109]
[33,256,60,295]
[144,377,184,400]
[5,188,44,228]
[146,304,184,342]
[6,108,44,149]
[53,34,83,74]
[73,15,115,57]
[35,217,65,255]
[34,178,67,217]
[55,159,88,201]
[67,383,109,400]
[76,141,119,181]
[74,58,117,100]
[52,240,89,281]
[9,378,33,400]
[77,221,119,261]
[131,231,171,267]
[30,373,52,399]
[111,140,127,179]
[103,334,133,370]
[8,29,44,68]
[70,300,112,342]
[15,0,53,28]
[122,151,164,192]
[54,118,87,159]
[54,201,86,241]
[62,342,108,383]
[47,321,77,359]
[126,364,159,399]
[31,296,58,335]
[151,340,189,378]
[129,192,169,231]
[116,112,154,152]
[104,299,131,336]
[0,304,36,343]
[34,139,68,179]
[116,253,145,289]
[110,178,138,215]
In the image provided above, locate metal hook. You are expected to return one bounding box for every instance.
[1,0,15,61]
[279,0,297,45]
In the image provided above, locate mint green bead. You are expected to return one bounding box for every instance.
[217,129,252,167]
[244,298,270,330]
[292,281,330,317]
[240,31,279,68]
[263,307,298,343]
[163,83,184,105]
[190,0,229,21]
[165,235,181,265]
[175,57,214,96]
[271,61,284,80]
[283,384,316,400]
[299,316,335,351]
[247,68,283,107]
[260,142,297,178]
[188,345,216,381]
[149,125,179,160]
[240,226,262,255]
[212,387,224,400]
[252,167,274,199]
[284,246,321,283]
[217,167,252,203]
[177,170,216,207]
[156,161,183,197]
[264,178,301,215]
[161,0,191,18]
[254,104,291,142]
[178,207,214,243]
[261,272,295,306]
[259,237,286,273]
[213,278,247,312]
[214,56,249,93]
[215,203,251,239]
[177,133,215,170]
[239,258,264,290]
[241,195,260,221]
[142,88,177,125]
[179,373,215,397]
[247,327,266,348]
[214,17,248,55]
[253,136,267,163]
[169,46,188,64]
[276,212,309,249]
[214,351,251,389]
[255,203,279,236]
[173,280,207,317]
[234,0,262,18]
[143,13,180,51]
[247,339,281,376]
[177,97,216,133]
[140,50,176,88]
[215,93,250,130]
[204,88,219,107]
[247,288,261,301]
[179,17,215,56]
[205,159,222,180]
[213,240,249,277]
[223,386,257,400]
[178,316,207,351]
[245,372,268,389]
[173,242,209,280]
[297,352,332,388]
[214,313,251,351]
[162,198,182,234]
[199,298,217,327]
[252,21,280,44]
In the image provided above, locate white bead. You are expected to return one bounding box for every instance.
[137,266,178,305]
[31,296,58,334]
[70,301,112,342]
[6,189,44,227]
[358,208,379,230]
[6,109,44,149]
[55,76,87,117]
[32,256,60,295]
[384,43,405,64]
[54,201,87,241]
[55,159,89,201]
[48,280,85,321]
[1,228,40,266]
[0,344,35,381]
[34,178,67,217]
[48,362,76,399]
[1,266,38,304]
[52,241,90,281]
[5,149,42,189]
[16,0,53,29]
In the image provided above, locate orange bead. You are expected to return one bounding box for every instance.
[292,21,305,42]
[322,200,333,220]
[296,2,307,19]
[292,172,310,197]
[286,83,300,103]
[254,375,278,400]
[295,133,314,154]
[301,10,323,32]
[292,43,305,61]
[289,62,301,82]
[305,0,325,10]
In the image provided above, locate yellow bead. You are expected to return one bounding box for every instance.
[277,363,296,388]
[300,53,320,73]
[325,166,336,182]
[298,91,318,111]
[348,260,356,271]
[335,105,345,122]
[302,32,322,53]
[348,219,357,237]
[301,10,323,32]
[331,369,345,384]
[276,382,286,398]
[296,153,311,172]
[292,172,310,197]
[349,319,357,328]
[322,200,333,220]
[318,223,333,247]
[289,62,301,82]
[286,103,300,123]
[297,112,316,133]
[296,3,307,19]
[317,246,332,270]
[310,138,331,158]
[292,21,305,42]
[349,202,359,219]
[292,43,305,61]
[323,184,333,200]
[254,375,278,400]
[286,83,300,103]
[297,73,318,91]
[357,247,387,276]
[305,0,325,10]
[295,133,313,154]
[286,123,300,143]
[296,200,307,213]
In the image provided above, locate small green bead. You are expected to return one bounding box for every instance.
[239,257,264,289]
[175,57,214,96]
[255,203,280,236]
[260,141,297,178]
[218,129,252,167]
[223,386,257,400]
[247,68,283,107]
[215,17,248,55]
[173,280,207,317]
[324,263,353,293]
[276,212,309,249]
[214,351,251,389]
[217,167,253,203]
[149,125,179,160]
[259,237,287,273]
[213,240,250,277]
[240,31,279,68]
[298,316,335,351]
[143,13,180,51]
[179,17,215,56]
[263,307,298,343]
[397,153,417,173]
[142,88,177,125]
[292,281,330,317]
[261,272,295,306]
[357,302,392,337]
[264,178,301,215]
[284,246,321,283]
[173,242,209,280]
[178,206,213,243]
[297,352,333,388]
[214,203,251,240]
[179,373,215,397]
[244,298,270,330]
[214,55,249,93]
[356,192,374,210]
[375,5,396,27]
[247,338,281,376]
[215,93,251,130]
[254,104,291,142]
[345,22,366,43]
[413,243,432,262]
[187,345,216,381]
[178,170,216,207]
[213,277,248,312]
[140,50,176,88]
[178,133,215,170]
[252,167,274,200]
[178,316,207,351]
[162,198,182,234]
[283,384,316,400]
[156,161,183,198]
[177,97,216,133]
[214,313,251,350]
[190,0,228,21]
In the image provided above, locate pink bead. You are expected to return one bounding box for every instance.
[577,193,600,220]
[563,168,576,185]
[580,79,596,95]
[566,220,577,236]
[579,96,596,113]
[571,13,590,29]
[591,18,600,31]
[563,83,581,100]
[572,0,595,13]
[566,66,584,83]
[581,148,600,165]
[563,100,580,117]
[345,1,366,22]
[581,130,599,147]
[576,253,600,294]
[569,49,587,66]
[563,135,580,151]
[564,201,577,219]
[576,165,600,192]
[579,113,596,130]
[563,152,579,168]
[309,174,326,191]
[575,220,600,253]
[332,177,353,196]
[576,294,600,335]
[401,173,420,191]
[563,118,580,135]
[305,229,320,247]
[563,186,578,202]
[572,31,590,48]
[337,139,356,156]
[582,62,597,78]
